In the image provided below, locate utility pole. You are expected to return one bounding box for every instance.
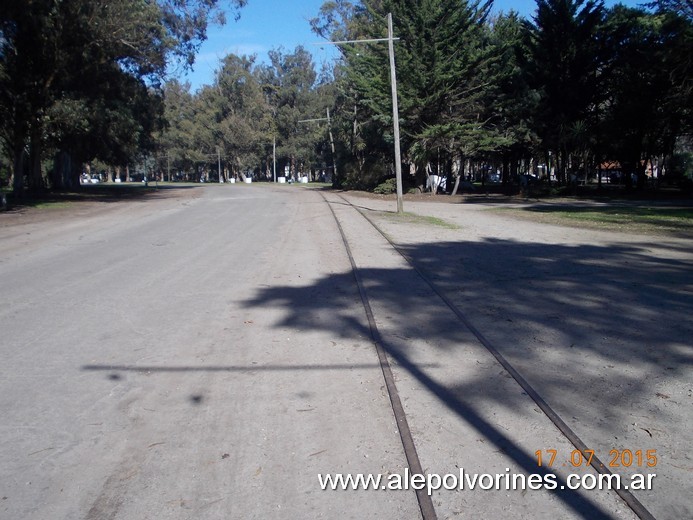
[326,108,337,182]
[314,12,403,213]
[273,136,277,183]
[387,13,403,213]
[298,110,338,183]
[218,148,223,183]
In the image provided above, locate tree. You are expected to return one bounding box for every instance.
[0,0,246,194]
[647,0,693,20]
[525,0,605,184]
[486,12,540,185]
[158,80,199,179]
[257,47,321,179]
[48,65,165,188]
[212,54,272,179]
[601,4,693,188]
[314,0,497,191]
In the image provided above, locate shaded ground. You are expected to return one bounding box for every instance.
[336,188,693,237]
[1,184,691,519]
[0,183,203,227]
[335,191,692,519]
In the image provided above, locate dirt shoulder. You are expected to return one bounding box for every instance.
[0,184,204,260]
[337,189,692,520]
[0,184,203,228]
[342,189,693,238]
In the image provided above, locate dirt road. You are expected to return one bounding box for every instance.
[1,184,690,519]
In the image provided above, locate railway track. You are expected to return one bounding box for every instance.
[321,191,656,520]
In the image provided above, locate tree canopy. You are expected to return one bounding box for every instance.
[0,0,246,193]
[3,0,691,196]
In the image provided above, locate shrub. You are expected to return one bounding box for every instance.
[373,177,398,194]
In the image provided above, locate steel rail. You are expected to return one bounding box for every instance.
[335,192,657,520]
[322,193,438,520]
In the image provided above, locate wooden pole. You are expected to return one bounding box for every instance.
[218,149,222,183]
[388,13,404,214]
[273,136,277,182]
[327,107,337,182]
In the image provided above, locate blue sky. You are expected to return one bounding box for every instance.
[174,0,645,91]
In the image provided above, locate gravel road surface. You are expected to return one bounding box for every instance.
[1,184,690,519]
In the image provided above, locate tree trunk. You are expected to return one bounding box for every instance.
[502,155,509,185]
[27,127,44,192]
[50,150,80,189]
[50,150,70,189]
[636,161,647,190]
[450,155,462,196]
[12,143,25,198]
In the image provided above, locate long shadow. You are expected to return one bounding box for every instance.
[523,204,693,227]
[242,238,692,519]
[4,183,203,209]
[241,269,616,517]
[82,362,440,373]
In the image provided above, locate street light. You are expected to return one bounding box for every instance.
[298,107,338,183]
[316,12,404,213]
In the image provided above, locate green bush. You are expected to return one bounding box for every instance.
[373,178,398,194]
[670,152,692,181]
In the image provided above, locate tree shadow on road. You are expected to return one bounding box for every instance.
[243,237,693,519]
[2,183,203,211]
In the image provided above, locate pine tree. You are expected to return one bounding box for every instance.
[526,0,605,184]
[319,0,495,190]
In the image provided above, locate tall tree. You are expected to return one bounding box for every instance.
[314,0,496,191]
[647,0,693,20]
[526,0,605,184]
[0,0,246,194]
[158,80,199,179]
[257,47,320,178]
[213,54,272,179]
[601,4,693,188]
[487,12,540,184]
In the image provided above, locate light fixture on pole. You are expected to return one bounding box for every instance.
[298,107,338,182]
[314,12,403,213]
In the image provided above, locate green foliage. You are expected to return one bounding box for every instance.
[339,155,387,190]
[258,47,326,175]
[599,4,692,188]
[157,46,333,181]
[487,11,540,160]
[312,0,511,189]
[0,0,246,192]
[373,177,398,194]
[525,0,605,182]
[5,0,688,197]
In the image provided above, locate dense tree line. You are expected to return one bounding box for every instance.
[155,47,338,183]
[0,0,246,195]
[312,0,692,192]
[2,0,690,195]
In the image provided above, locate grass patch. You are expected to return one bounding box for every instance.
[531,206,693,227]
[497,204,693,235]
[2,182,203,210]
[31,201,73,210]
[376,211,459,229]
